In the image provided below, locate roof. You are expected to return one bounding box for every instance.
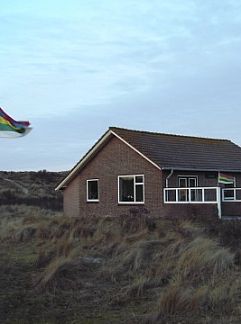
[110,127,241,172]
[56,127,241,190]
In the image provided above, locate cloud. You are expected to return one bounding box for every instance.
[1,0,241,169]
[0,1,199,117]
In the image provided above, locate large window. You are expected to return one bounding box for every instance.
[118,175,144,203]
[87,179,99,202]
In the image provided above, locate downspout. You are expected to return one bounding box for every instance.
[217,171,222,219]
[166,169,174,188]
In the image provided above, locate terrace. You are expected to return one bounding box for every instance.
[164,187,241,219]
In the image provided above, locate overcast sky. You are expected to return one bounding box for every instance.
[1,0,241,171]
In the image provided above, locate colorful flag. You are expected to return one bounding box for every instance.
[0,107,31,138]
[218,172,235,184]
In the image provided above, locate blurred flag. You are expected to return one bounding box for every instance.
[0,107,31,138]
[218,172,235,184]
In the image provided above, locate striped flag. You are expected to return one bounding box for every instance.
[0,107,31,138]
[218,172,235,184]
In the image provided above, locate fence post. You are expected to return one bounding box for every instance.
[217,187,221,219]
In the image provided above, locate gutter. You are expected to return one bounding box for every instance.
[162,167,241,173]
[165,169,174,188]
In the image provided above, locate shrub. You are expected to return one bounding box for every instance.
[176,237,234,282]
[119,207,156,234]
[158,285,198,316]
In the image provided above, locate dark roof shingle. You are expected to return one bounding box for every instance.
[110,127,241,172]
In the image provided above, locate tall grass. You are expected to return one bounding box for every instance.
[176,237,234,282]
[2,207,241,323]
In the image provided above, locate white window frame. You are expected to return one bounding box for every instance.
[222,189,235,201]
[178,176,198,187]
[86,179,99,202]
[118,174,145,204]
[222,188,241,202]
[178,176,198,202]
[222,177,236,201]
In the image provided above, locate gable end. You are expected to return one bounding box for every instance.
[55,129,161,191]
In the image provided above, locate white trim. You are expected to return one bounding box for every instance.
[111,131,161,171]
[56,129,161,191]
[178,176,198,201]
[188,177,198,187]
[118,174,145,204]
[222,188,235,201]
[178,175,199,186]
[55,130,112,191]
[179,177,187,188]
[222,188,241,202]
[217,187,221,219]
[164,187,219,204]
[162,167,241,172]
[166,169,174,188]
[164,186,241,219]
[164,186,218,190]
[86,179,99,202]
[164,201,218,204]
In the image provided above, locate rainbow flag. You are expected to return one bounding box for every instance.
[218,172,235,184]
[0,107,31,138]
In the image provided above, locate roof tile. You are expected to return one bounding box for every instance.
[110,127,241,171]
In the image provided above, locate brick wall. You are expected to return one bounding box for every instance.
[63,135,163,217]
[63,175,80,217]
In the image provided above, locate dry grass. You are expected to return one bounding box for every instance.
[1,208,241,323]
[176,237,234,282]
[0,205,63,241]
[158,285,198,315]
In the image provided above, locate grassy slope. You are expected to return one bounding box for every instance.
[0,171,67,210]
[1,206,241,323]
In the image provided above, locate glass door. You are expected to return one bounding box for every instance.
[178,177,198,202]
[178,178,188,201]
[188,177,199,201]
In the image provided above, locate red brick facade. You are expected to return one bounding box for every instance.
[63,135,241,218]
[64,136,162,218]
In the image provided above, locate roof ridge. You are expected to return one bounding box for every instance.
[109,126,230,142]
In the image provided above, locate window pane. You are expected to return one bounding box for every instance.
[224,189,235,200]
[204,189,217,202]
[178,189,188,201]
[135,176,143,183]
[189,178,197,187]
[165,189,176,202]
[119,178,134,201]
[136,184,144,202]
[190,189,202,201]
[236,190,241,200]
[88,181,98,200]
[179,178,187,188]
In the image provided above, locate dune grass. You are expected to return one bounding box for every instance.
[1,206,241,323]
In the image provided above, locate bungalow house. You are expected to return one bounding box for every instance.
[56,127,241,219]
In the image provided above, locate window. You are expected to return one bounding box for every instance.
[178,176,198,201]
[178,177,198,188]
[223,181,236,201]
[118,175,144,203]
[87,179,99,202]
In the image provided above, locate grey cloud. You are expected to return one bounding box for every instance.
[1,1,241,169]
